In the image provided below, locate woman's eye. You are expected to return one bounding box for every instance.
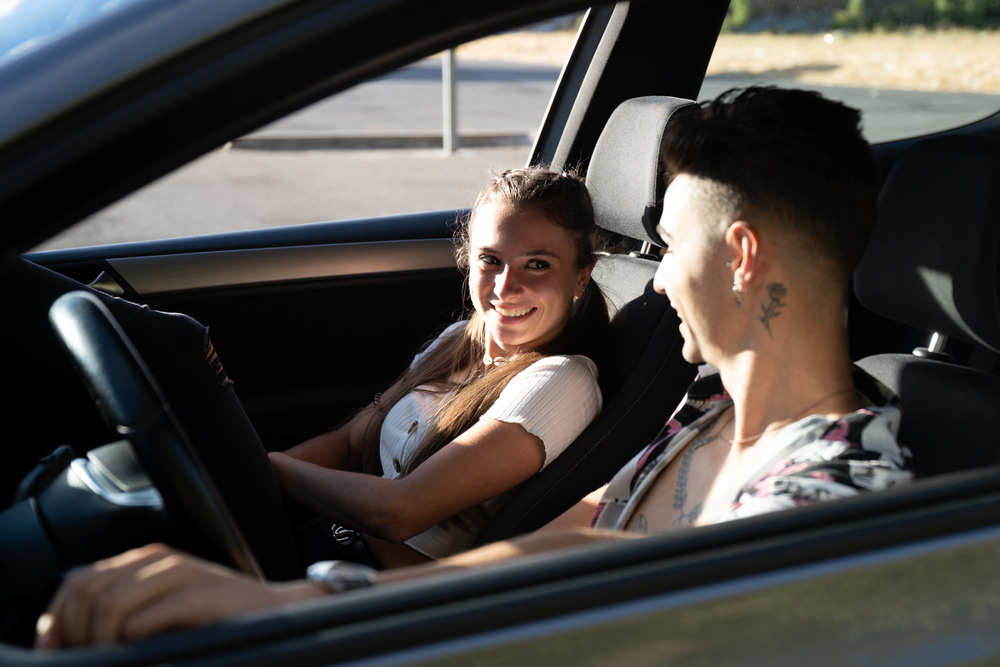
[478,254,499,265]
[526,259,550,270]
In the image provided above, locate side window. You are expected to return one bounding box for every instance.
[706,2,1000,144]
[36,14,583,251]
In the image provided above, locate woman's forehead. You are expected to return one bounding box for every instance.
[470,204,574,250]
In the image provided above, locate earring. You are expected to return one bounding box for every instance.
[733,279,744,310]
[726,261,732,268]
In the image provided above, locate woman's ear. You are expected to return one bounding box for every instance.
[576,256,598,297]
[726,222,760,287]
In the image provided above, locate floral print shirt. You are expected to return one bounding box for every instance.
[591,365,915,530]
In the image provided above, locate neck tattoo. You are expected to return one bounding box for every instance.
[758,282,787,337]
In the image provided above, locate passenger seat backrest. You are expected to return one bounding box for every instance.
[855,135,1000,476]
[474,97,698,545]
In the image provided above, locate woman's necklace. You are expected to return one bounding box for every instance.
[721,387,856,447]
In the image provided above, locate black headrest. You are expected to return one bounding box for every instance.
[855,135,1000,352]
[587,96,696,246]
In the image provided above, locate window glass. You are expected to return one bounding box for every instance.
[704,2,1000,144]
[34,15,583,251]
[0,0,145,65]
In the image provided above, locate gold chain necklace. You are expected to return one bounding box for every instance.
[721,387,856,446]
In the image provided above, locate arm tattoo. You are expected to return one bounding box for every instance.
[635,513,649,534]
[758,282,787,337]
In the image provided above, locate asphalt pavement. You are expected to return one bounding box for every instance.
[37,59,558,251]
[35,58,1000,251]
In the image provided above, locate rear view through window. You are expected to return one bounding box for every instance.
[703,0,1000,144]
[34,16,582,251]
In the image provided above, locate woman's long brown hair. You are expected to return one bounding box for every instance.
[359,167,610,533]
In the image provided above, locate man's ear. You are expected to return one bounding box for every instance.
[576,256,598,296]
[726,221,761,286]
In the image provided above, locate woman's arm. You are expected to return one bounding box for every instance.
[269,416,546,543]
[271,356,602,543]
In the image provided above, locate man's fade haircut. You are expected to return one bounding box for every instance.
[660,86,880,285]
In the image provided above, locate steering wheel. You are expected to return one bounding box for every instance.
[48,290,263,580]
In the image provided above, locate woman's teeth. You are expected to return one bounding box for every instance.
[496,306,533,317]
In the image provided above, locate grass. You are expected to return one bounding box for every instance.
[455,27,1000,94]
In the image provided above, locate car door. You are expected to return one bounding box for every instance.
[25,211,467,451]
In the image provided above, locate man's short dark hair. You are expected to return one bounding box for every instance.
[660,86,880,283]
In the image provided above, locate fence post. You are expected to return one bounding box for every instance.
[442,48,458,154]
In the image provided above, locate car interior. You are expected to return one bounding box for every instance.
[3,0,1000,664]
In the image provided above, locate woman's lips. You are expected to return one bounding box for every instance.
[492,305,537,322]
[495,305,534,317]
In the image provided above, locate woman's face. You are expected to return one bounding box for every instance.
[468,202,593,358]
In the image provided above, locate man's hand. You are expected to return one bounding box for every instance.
[35,544,325,649]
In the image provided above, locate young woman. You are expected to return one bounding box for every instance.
[268,166,610,569]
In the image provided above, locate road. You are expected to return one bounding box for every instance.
[35,59,1000,251]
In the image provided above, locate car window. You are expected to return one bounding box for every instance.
[703,3,1000,144]
[0,0,147,64]
[33,14,583,251]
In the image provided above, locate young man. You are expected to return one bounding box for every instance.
[35,87,915,648]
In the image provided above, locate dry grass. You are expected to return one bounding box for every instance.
[453,31,579,66]
[453,28,1000,93]
[709,29,1000,93]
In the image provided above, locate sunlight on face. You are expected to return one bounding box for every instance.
[469,203,590,358]
[653,174,731,365]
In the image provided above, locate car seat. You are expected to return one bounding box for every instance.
[854,134,1000,477]
[474,96,699,545]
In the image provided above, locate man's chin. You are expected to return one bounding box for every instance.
[681,343,705,365]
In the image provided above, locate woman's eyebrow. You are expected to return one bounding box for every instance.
[477,246,560,258]
[523,249,560,258]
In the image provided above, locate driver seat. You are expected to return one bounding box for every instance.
[474,96,699,544]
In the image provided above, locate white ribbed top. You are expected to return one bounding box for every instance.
[377,329,601,559]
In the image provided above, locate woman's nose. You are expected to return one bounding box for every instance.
[495,266,523,299]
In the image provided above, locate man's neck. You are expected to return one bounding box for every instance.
[714,315,859,449]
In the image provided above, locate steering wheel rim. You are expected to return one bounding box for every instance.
[48,290,263,580]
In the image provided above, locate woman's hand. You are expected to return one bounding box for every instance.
[35,544,325,649]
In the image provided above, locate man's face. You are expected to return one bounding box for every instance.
[652,174,732,365]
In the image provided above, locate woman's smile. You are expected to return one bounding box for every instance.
[493,305,537,318]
